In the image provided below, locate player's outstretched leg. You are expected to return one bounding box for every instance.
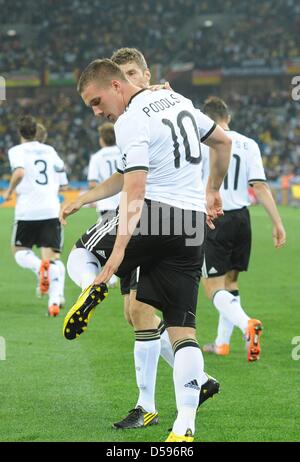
[63,248,108,339]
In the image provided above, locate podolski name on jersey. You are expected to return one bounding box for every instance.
[142,93,181,117]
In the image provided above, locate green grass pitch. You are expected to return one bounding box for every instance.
[0,206,299,442]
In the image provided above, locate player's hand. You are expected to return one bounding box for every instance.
[2,190,11,201]
[93,248,125,285]
[273,222,286,248]
[149,81,173,92]
[60,199,83,225]
[206,189,223,230]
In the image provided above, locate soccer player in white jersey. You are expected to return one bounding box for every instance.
[4,116,67,317]
[88,122,120,288]
[109,47,219,430]
[60,59,232,442]
[88,122,120,216]
[200,97,286,361]
[35,122,67,305]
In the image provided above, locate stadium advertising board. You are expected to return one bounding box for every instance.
[3,71,40,87]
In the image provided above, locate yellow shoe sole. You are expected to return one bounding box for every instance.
[63,284,108,340]
[165,431,194,442]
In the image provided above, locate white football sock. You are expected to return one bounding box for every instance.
[215,314,234,346]
[172,342,207,435]
[55,259,65,298]
[160,328,174,367]
[215,290,242,345]
[67,248,101,290]
[134,332,161,413]
[48,261,61,307]
[213,289,249,334]
[15,249,41,275]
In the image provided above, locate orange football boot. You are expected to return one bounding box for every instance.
[245,319,263,362]
[202,343,230,356]
[48,304,60,317]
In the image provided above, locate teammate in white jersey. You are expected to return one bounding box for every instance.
[200,97,286,361]
[35,122,68,305]
[36,122,69,199]
[110,47,219,430]
[60,59,232,442]
[88,122,120,288]
[4,116,67,317]
[88,122,120,216]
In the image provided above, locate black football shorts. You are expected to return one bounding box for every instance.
[76,199,205,328]
[202,207,251,278]
[12,218,63,252]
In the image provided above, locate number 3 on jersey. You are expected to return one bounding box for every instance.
[162,110,202,168]
[34,159,48,185]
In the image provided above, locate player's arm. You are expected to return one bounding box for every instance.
[248,140,285,248]
[114,170,146,250]
[203,124,232,228]
[93,170,147,285]
[204,126,232,190]
[3,168,25,200]
[195,109,231,226]
[60,172,124,225]
[88,180,98,189]
[93,114,150,284]
[251,181,286,248]
[88,181,98,209]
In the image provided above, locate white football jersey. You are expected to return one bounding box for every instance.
[57,170,68,188]
[87,145,121,212]
[202,130,266,211]
[115,89,216,212]
[8,141,65,220]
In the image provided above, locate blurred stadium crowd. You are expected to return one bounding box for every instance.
[1,89,299,182]
[0,0,299,191]
[0,93,97,181]
[1,0,299,71]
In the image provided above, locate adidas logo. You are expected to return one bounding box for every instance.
[208,267,218,275]
[184,379,200,391]
[96,250,106,259]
